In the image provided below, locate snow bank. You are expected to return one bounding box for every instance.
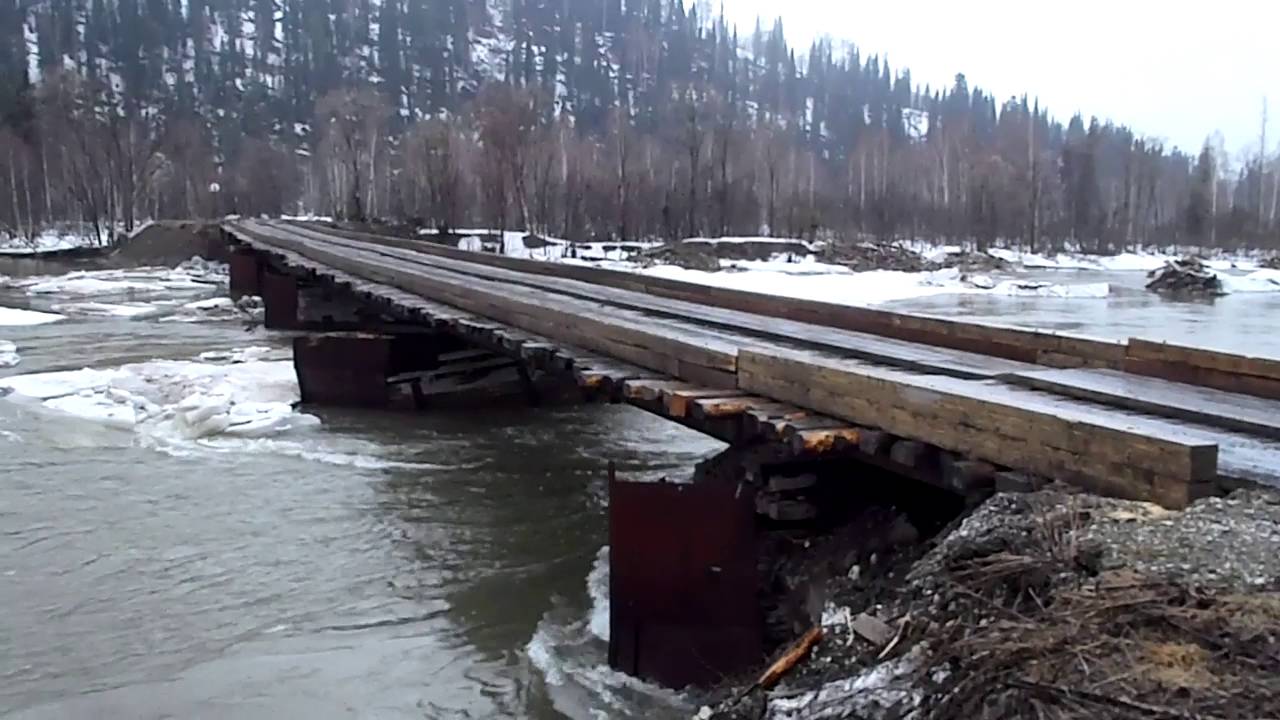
[638,264,972,306]
[0,354,319,442]
[987,247,1259,273]
[0,340,17,368]
[1220,269,1280,294]
[685,235,818,249]
[634,263,1117,306]
[0,306,65,326]
[280,214,335,222]
[0,229,100,255]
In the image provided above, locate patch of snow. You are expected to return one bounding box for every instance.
[767,651,922,720]
[684,236,818,249]
[280,214,335,222]
[637,264,971,307]
[986,247,1260,273]
[0,307,65,326]
[196,346,285,364]
[0,229,100,255]
[0,340,18,368]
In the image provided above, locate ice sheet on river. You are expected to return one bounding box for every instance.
[4,258,227,298]
[0,349,458,469]
[0,354,319,443]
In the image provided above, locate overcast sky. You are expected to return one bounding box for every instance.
[720,0,1277,158]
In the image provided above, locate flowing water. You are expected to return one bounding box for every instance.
[0,264,1276,720]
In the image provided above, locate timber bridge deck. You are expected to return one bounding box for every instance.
[220,218,1280,687]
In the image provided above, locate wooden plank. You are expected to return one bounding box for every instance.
[789,428,862,455]
[690,396,768,420]
[736,348,1219,506]
[1128,338,1280,380]
[281,221,1124,370]
[661,387,736,418]
[1125,339,1280,399]
[1006,368,1280,440]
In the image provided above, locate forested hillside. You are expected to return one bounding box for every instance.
[1,0,1276,250]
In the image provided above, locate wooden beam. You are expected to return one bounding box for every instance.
[737,348,1220,507]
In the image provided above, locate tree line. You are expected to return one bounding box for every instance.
[0,0,1276,251]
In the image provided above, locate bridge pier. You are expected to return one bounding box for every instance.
[608,440,966,689]
[228,248,261,299]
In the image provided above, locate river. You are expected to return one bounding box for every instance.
[0,262,1275,719]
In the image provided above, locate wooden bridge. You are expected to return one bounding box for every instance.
[219,218,1280,687]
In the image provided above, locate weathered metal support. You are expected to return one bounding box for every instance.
[294,332,400,407]
[609,461,763,688]
[228,248,261,299]
[293,332,447,408]
[261,268,301,330]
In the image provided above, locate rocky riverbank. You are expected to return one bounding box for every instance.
[706,488,1280,720]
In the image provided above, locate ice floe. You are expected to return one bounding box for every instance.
[8,258,227,298]
[1220,269,1280,294]
[160,295,264,323]
[49,301,165,318]
[0,354,318,442]
[0,340,18,368]
[0,307,65,326]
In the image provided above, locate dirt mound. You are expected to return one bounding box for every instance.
[109,221,228,265]
[711,490,1280,720]
[935,250,1010,273]
[815,242,930,273]
[1145,256,1224,297]
[1263,256,1280,270]
[639,239,816,271]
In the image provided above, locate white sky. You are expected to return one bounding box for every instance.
[720,0,1278,158]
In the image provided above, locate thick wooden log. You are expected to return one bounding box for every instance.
[1125,339,1280,400]
[1006,367,1280,440]
[737,348,1219,507]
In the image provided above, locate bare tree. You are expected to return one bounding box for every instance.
[316,86,391,221]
